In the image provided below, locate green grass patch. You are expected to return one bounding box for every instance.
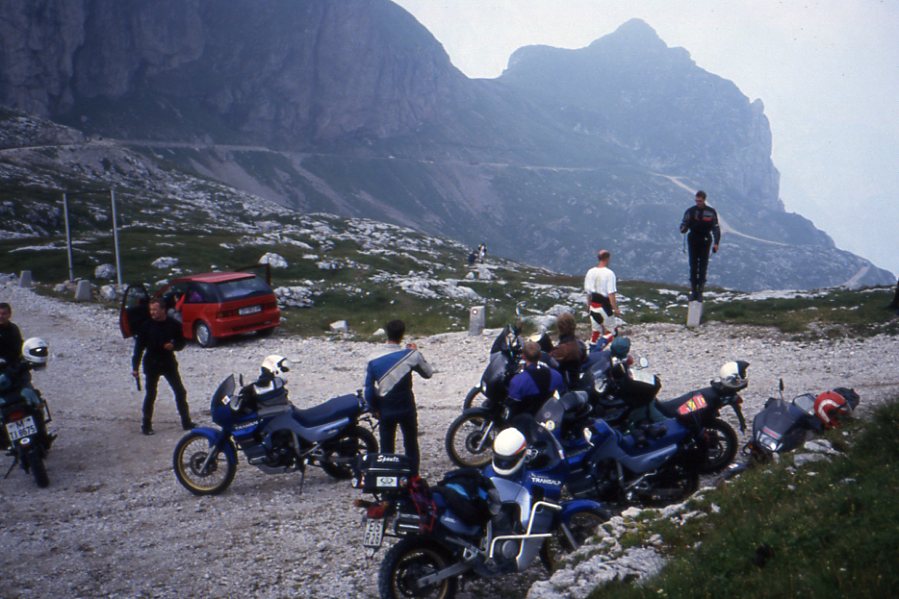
[589,398,899,599]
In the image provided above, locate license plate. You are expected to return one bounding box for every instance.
[376,476,398,488]
[362,518,385,548]
[238,305,262,316]
[6,416,37,441]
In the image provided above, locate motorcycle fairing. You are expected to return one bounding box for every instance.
[265,409,352,444]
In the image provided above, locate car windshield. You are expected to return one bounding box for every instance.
[215,277,273,301]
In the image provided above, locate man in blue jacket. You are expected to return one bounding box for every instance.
[507,341,566,418]
[364,320,433,474]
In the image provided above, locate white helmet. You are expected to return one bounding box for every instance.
[260,354,291,378]
[22,337,49,368]
[718,360,748,390]
[492,428,528,477]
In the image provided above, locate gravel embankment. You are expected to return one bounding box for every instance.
[1,282,897,598]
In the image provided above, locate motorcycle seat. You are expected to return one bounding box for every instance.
[293,393,360,427]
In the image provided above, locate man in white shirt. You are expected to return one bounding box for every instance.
[584,249,621,346]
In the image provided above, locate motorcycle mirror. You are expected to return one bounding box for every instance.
[779,378,784,392]
[638,356,649,369]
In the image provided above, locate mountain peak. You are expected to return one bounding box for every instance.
[589,18,667,51]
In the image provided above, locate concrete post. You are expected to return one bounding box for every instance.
[686,301,703,328]
[469,305,486,336]
[19,270,32,288]
[74,280,92,301]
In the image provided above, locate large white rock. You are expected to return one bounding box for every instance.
[259,252,288,269]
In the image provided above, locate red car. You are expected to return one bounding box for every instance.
[120,271,281,347]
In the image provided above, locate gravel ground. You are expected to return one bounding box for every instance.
[1,282,897,598]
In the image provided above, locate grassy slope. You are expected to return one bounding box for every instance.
[589,398,899,599]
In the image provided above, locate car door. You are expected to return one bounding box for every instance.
[119,283,150,338]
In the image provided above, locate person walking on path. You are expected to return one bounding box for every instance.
[131,298,194,435]
[364,319,433,474]
[680,190,721,301]
[584,249,621,346]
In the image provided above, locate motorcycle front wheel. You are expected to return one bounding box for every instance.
[540,509,608,572]
[699,418,739,474]
[320,425,378,479]
[27,445,49,488]
[379,536,457,599]
[173,433,236,495]
[461,386,481,411]
[445,412,496,468]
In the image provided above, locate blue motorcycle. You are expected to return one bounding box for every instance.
[523,390,702,506]
[353,449,607,599]
[173,367,377,495]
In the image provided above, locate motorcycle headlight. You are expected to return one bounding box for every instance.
[757,432,781,453]
[583,427,593,444]
[480,381,488,394]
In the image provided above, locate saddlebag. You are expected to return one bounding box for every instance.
[353,453,413,494]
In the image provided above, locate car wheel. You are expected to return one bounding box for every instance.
[195,322,217,348]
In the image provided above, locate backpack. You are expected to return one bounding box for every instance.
[434,468,496,526]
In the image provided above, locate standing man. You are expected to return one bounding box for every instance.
[364,319,433,474]
[131,298,194,435]
[584,249,621,346]
[0,302,23,366]
[680,190,721,302]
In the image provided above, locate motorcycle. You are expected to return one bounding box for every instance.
[173,366,377,495]
[589,352,747,474]
[1,338,54,488]
[747,381,859,460]
[446,302,556,468]
[352,451,608,599]
[525,390,702,506]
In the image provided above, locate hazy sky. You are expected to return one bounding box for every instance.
[393,0,899,278]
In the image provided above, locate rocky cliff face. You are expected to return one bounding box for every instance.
[0,3,893,289]
[0,0,468,147]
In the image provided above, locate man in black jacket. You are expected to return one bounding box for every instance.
[680,190,721,301]
[131,298,194,435]
[0,302,23,366]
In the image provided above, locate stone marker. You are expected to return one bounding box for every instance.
[19,270,32,288]
[74,280,92,301]
[686,301,703,328]
[469,305,485,336]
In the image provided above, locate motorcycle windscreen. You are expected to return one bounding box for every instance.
[119,283,150,338]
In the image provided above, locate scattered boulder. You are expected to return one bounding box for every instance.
[330,320,349,333]
[94,263,116,280]
[99,285,118,301]
[259,252,288,269]
[151,257,178,269]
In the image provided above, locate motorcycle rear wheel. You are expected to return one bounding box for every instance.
[173,433,236,495]
[445,412,496,468]
[379,536,457,599]
[699,418,739,474]
[320,425,378,479]
[28,446,49,488]
[540,509,608,572]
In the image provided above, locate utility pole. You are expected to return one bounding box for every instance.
[62,192,75,281]
[110,188,123,288]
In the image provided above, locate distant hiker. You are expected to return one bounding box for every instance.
[131,298,194,435]
[364,319,433,474]
[680,190,721,301]
[478,242,487,263]
[467,251,477,266]
[584,249,621,346]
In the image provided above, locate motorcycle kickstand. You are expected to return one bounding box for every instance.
[3,456,19,479]
[296,460,308,495]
